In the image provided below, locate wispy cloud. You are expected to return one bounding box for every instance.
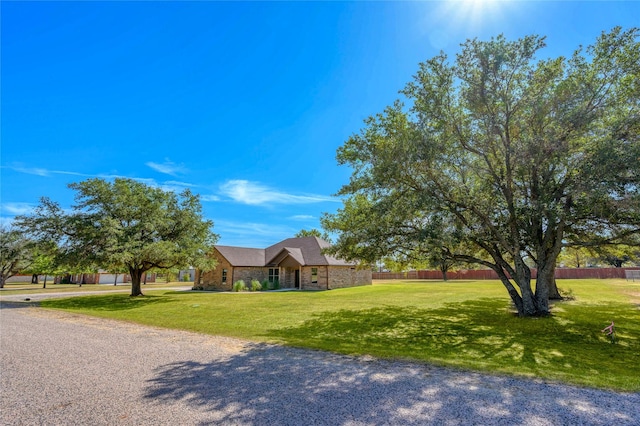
[5,165,88,178]
[5,164,203,195]
[289,214,315,221]
[6,164,138,181]
[11,166,50,176]
[200,194,221,202]
[214,220,296,247]
[1,202,35,215]
[219,180,337,206]
[216,220,293,237]
[164,180,197,188]
[146,159,185,176]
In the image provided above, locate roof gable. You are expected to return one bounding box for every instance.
[267,247,305,266]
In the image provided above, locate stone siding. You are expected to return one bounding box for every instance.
[300,266,372,290]
[200,251,234,291]
[300,266,329,290]
[281,267,295,288]
[328,266,372,289]
[231,267,269,287]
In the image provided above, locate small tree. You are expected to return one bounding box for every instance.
[595,246,636,268]
[0,226,34,288]
[22,241,63,288]
[558,247,594,268]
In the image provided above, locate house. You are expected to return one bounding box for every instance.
[55,272,157,285]
[199,236,372,291]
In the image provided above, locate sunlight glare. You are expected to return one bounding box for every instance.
[454,0,504,22]
[422,0,512,50]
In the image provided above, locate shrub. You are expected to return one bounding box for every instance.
[261,279,270,291]
[232,280,246,292]
[251,280,262,292]
[560,287,576,300]
[272,278,280,290]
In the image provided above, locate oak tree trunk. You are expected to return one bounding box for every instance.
[534,268,551,315]
[514,257,542,316]
[130,268,144,297]
[547,277,562,300]
[519,284,540,317]
[494,267,525,315]
[537,258,562,301]
[495,258,550,317]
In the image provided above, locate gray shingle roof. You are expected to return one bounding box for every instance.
[215,237,354,267]
[214,246,265,266]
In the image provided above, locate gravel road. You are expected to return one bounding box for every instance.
[1,302,639,426]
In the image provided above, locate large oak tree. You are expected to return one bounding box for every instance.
[17,178,218,296]
[323,28,640,317]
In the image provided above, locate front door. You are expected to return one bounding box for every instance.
[294,270,300,289]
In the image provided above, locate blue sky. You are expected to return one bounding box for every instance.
[2,1,639,248]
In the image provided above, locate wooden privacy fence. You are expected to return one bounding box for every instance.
[371,271,421,280]
[372,267,640,281]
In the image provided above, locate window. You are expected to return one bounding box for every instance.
[222,269,227,282]
[311,268,318,283]
[268,268,279,283]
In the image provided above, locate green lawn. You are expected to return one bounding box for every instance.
[39,279,640,391]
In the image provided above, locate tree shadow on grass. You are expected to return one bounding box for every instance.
[143,339,640,425]
[267,299,640,390]
[40,294,173,311]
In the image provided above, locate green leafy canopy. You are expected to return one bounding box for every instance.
[17,178,218,296]
[323,27,640,316]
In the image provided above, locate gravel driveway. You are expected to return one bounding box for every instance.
[1,302,639,426]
